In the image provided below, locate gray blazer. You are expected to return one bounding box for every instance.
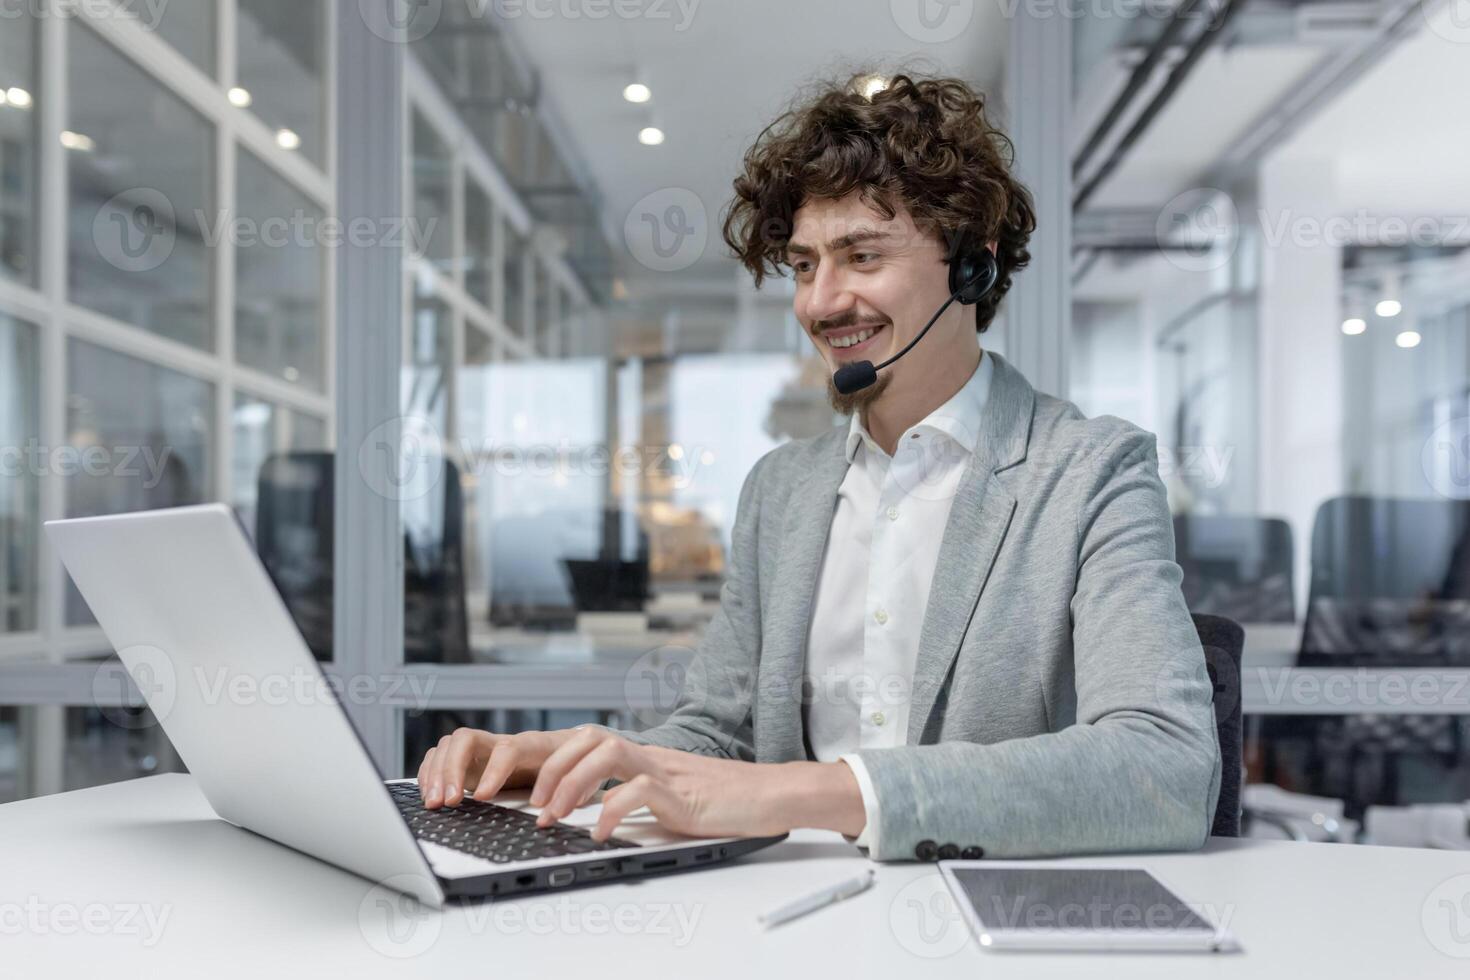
[608,351,1222,861]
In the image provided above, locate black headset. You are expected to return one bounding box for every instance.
[831,246,999,395]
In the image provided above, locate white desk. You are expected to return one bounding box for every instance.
[3,774,1468,978]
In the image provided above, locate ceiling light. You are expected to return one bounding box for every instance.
[227,86,252,108]
[275,128,301,150]
[1395,330,1420,349]
[1376,270,1402,317]
[638,126,664,146]
[859,75,889,99]
[59,130,95,152]
[1341,317,1365,336]
[5,86,33,109]
[623,82,651,104]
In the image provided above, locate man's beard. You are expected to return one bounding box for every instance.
[826,368,893,417]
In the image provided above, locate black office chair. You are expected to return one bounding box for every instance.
[1174,514,1295,623]
[1258,495,1470,816]
[1193,612,1244,837]
[255,451,471,664]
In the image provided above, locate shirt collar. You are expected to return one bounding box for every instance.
[844,350,994,463]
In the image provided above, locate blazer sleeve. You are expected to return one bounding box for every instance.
[849,427,1222,861]
[593,451,770,761]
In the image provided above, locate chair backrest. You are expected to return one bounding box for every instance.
[1174,514,1295,623]
[1300,495,1470,665]
[1193,612,1244,837]
[255,452,470,664]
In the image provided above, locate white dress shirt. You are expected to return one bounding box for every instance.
[803,351,994,854]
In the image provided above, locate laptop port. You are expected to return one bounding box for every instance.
[515,873,536,886]
[548,868,575,887]
[693,849,713,862]
[583,863,609,879]
[643,857,678,871]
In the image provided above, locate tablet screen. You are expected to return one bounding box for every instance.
[947,867,1215,934]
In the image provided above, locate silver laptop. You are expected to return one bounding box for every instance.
[47,504,783,908]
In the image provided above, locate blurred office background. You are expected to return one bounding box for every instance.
[2,0,1468,849]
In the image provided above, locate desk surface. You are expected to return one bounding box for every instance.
[3,774,1468,978]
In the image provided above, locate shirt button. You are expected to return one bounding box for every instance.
[874,609,888,625]
[886,506,899,521]
[871,711,886,726]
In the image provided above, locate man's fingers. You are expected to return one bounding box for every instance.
[437,728,488,806]
[422,734,453,808]
[528,728,607,808]
[470,739,519,801]
[593,774,669,841]
[416,747,435,791]
[535,738,644,826]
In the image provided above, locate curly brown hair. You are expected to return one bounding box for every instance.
[721,71,1037,333]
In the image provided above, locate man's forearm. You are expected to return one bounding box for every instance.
[770,760,867,838]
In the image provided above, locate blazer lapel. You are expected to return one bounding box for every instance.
[758,428,851,762]
[906,352,1035,744]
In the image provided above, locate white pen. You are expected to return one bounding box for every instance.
[758,869,876,929]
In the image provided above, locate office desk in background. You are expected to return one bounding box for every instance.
[2,774,1467,978]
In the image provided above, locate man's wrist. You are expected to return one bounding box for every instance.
[770,761,867,838]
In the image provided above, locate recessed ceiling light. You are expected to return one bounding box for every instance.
[275,128,301,150]
[59,130,95,152]
[1375,298,1402,318]
[228,86,252,108]
[5,86,33,109]
[1395,330,1420,349]
[859,75,889,99]
[638,126,665,146]
[1341,317,1366,336]
[623,82,651,104]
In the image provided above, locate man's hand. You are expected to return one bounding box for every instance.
[416,727,573,809]
[528,726,867,842]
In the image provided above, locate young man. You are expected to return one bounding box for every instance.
[416,73,1222,862]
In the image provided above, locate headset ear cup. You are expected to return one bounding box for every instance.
[950,250,999,305]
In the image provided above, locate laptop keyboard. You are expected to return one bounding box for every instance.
[388,782,639,865]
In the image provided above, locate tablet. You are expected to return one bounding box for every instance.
[939,862,1241,952]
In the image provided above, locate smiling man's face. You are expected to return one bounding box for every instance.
[787,192,965,415]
